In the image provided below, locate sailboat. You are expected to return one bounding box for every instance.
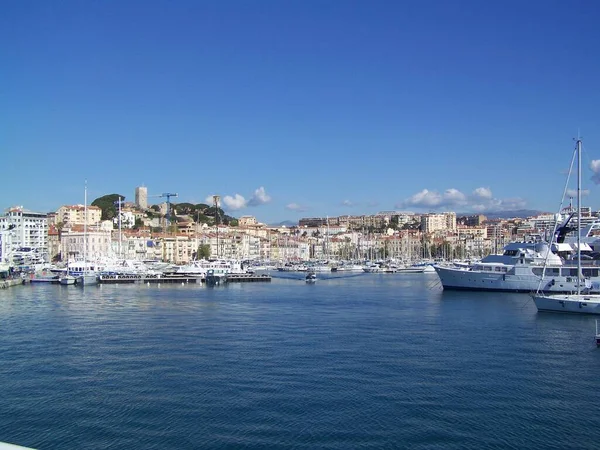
[76,182,99,286]
[531,139,600,314]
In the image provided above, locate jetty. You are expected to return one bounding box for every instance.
[225,273,271,283]
[0,278,25,289]
[99,274,201,284]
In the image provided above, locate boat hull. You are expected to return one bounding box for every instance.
[435,265,588,293]
[532,294,600,314]
[76,274,99,286]
[59,276,76,285]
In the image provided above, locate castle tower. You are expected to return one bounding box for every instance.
[135,186,148,209]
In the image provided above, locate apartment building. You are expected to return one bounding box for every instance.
[421,212,457,233]
[56,204,102,226]
[0,206,49,263]
[60,228,112,261]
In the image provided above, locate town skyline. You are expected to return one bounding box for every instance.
[3,1,600,223]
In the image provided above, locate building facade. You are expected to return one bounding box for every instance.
[0,206,48,264]
[56,204,102,226]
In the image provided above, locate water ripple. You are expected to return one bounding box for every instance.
[1,275,600,448]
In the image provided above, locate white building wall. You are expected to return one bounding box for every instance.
[0,207,48,263]
[61,230,112,261]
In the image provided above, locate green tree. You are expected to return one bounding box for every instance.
[92,194,126,220]
[197,244,211,259]
[133,218,144,230]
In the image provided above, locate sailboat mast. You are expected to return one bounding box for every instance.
[84,181,87,263]
[577,138,582,295]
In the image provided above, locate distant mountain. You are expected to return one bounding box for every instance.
[269,220,298,227]
[460,209,547,219]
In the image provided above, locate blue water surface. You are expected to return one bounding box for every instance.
[1,273,599,449]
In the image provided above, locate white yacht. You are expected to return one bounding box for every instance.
[434,241,600,293]
[338,263,366,272]
[310,263,332,272]
[175,259,247,279]
[362,262,381,273]
[67,260,101,286]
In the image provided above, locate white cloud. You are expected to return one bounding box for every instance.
[286,203,308,212]
[396,186,527,212]
[247,187,271,207]
[222,194,247,210]
[472,187,493,200]
[341,199,354,207]
[444,188,467,203]
[405,189,443,207]
[401,188,466,208]
[205,186,271,211]
[590,160,600,184]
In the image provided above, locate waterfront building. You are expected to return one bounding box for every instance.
[60,227,112,261]
[47,225,61,262]
[0,206,48,264]
[156,234,194,264]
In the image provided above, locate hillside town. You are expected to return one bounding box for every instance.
[1,186,595,269]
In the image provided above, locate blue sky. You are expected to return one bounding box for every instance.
[2,0,600,223]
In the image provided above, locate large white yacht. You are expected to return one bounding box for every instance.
[434,241,600,293]
[174,259,247,278]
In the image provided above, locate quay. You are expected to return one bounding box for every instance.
[225,273,271,283]
[0,278,26,289]
[99,274,201,284]
[99,273,271,284]
[23,273,272,286]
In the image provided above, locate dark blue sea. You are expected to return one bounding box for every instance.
[2,272,600,449]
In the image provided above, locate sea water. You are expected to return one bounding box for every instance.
[1,273,599,449]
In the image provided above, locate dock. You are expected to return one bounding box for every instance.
[0,278,25,289]
[225,273,271,283]
[99,274,201,284]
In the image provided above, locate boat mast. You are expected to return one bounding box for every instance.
[213,195,220,258]
[577,138,582,295]
[84,181,87,264]
[118,196,122,258]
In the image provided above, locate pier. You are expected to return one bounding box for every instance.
[0,278,25,289]
[99,274,201,284]
[225,273,272,283]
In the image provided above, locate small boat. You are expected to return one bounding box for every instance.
[305,272,317,283]
[30,273,60,284]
